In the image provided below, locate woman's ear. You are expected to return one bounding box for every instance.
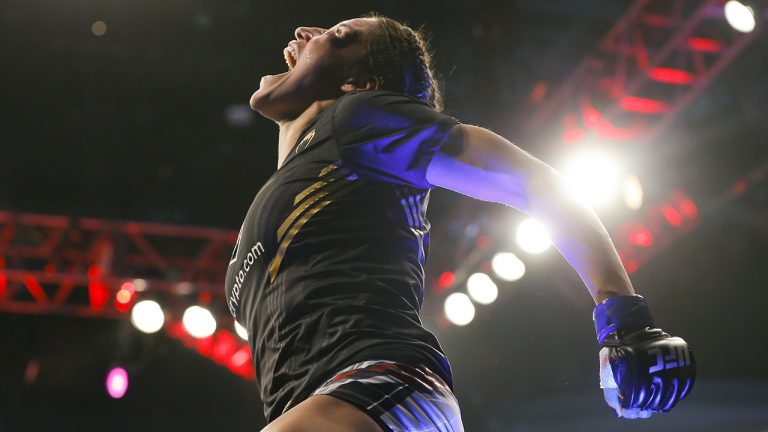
[340,75,381,93]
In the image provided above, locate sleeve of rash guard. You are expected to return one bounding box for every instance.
[331,90,459,189]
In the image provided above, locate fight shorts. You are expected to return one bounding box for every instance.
[310,359,465,432]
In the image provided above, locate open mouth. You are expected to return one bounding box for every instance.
[283,41,298,71]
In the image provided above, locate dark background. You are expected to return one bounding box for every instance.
[1,0,767,431]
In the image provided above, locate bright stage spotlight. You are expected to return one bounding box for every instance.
[467,272,498,305]
[623,174,644,210]
[105,367,129,399]
[130,300,165,334]
[183,305,217,338]
[234,321,249,341]
[444,293,476,326]
[516,218,552,254]
[725,1,756,33]
[491,252,526,282]
[562,151,622,206]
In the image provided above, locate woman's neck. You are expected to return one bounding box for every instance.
[276,99,335,168]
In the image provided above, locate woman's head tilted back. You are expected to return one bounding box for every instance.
[249,14,443,121]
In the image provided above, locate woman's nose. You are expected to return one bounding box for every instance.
[294,26,326,42]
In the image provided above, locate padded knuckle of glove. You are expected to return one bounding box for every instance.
[594,295,696,413]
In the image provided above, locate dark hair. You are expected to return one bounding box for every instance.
[357,13,444,112]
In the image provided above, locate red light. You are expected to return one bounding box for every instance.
[649,67,694,85]
[625,222,654,247]
[163,317,255,381]
[584,108,602,127]
[229,346,252,373]
[44,263,56,275]
[212,331,238,365]
[625,259,639,274]
[619,96,669,114]
[688,37,721,53]
[579,96,644,140]
[198,291,212,305]
[88,281,109,311]
[115,301,131,314]
[167,321,187,339]
[0,271,6,299]
[674,193,699,219]
[562,127,584,144]
[87,265,101,278]
[195,335,214,357]
[437,272,455,289]
[661,205,683,228]
[241,367,255,380]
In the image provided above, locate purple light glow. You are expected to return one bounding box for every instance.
[106,367,129,399]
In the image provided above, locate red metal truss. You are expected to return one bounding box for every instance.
[0,211,237,315]
[0,212,252,379]
[429,0,765,296]
[527,0,763,146]
[520,0,765,272]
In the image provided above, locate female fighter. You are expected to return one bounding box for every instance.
[225,14,695,432]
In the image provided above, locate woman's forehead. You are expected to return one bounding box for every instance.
[334,17,379,31]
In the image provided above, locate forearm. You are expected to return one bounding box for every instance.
[522,164,634,303]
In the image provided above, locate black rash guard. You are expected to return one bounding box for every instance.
[224,90,459,422]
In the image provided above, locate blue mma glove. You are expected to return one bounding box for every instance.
[594,295,695,417]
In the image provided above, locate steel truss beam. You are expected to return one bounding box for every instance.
[0,212,236,314]
[429,0,764,295]
[0,214,250,379]
[527,0,763,146]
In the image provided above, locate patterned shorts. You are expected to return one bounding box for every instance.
[310,359,465,432]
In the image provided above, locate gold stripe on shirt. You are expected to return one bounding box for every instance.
[269,181,361,282]
[279,177,353,241]
[293,164,345,206]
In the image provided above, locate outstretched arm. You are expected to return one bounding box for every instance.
[427,124,695,419]
[426,124,633,304]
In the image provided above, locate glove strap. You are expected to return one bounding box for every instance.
[593,295,655,345]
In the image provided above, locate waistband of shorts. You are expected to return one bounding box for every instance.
[328,359,451,390]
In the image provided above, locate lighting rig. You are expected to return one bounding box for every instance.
[0,1,765,392]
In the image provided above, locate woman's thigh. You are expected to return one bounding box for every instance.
[260,394,385,432]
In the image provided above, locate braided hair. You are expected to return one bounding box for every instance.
[356,13,444,112]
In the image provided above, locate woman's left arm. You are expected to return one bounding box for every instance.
[426,123,633,304]
[428,124,697,419]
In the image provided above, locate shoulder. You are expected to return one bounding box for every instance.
[334,90,453,132]
[334,90,429,120]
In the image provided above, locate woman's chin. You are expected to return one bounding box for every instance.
[249,90,265,111]
[250,72,290,110]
